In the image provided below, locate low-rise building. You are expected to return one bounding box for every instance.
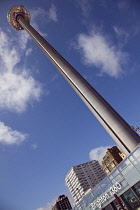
[102,146,124,175]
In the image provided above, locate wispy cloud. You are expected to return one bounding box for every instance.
[118,0,130,9]
[25,48,32,56]
[75,28,128,78]
[31,4,58,29]
[29,8,48,37]
[32,143,38,150]
[18,30,31,50]
[51,74,58,82]
[48,4,58,22]
[113,26,129,45]
[0,122,27,145]
[75,0,91,16]
[89,145,113,164]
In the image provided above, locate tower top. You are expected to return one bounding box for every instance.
[7,6,30,30]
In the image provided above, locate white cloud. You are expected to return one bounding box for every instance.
[48,4,58,22]
[0,122,27,145]
[0,31,20,72]
[0,71,41,113]
[0,27,42,113]
[89,146,113,164]
[76,29,128,78]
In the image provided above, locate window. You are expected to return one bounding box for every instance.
[111,162,115,167]
[132,181,140,198]
[121,189,140,210]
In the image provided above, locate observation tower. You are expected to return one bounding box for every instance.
[8,6,140,155]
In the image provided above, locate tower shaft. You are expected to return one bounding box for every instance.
[16,15,139,155]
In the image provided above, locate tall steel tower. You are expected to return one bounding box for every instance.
[8,6,140,155]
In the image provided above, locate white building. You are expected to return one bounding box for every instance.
[65,160,106,204]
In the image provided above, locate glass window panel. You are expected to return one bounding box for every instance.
[121,189,140,210]
[134,162,140,172]
[118,159,132,173]
[129,154,140,166]
[76,203,83,210]
[132,147,140,159]
[100,178,112,192]
[124,167,140,186]
[86,193,94,203]
[91,185,102,199]
[108,169,120,181]
[121,164,133,176]
[111,199,127,210]
[80,200,87,209]
[132,181,140,198]
[129,149,140,172]
[109,173,123,184]
[119,160,133,176]
[116,179,129,195]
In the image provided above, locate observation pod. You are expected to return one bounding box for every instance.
[8,6,140,155]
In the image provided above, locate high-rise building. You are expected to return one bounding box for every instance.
[102,146,124,175]
[65,160,106,204]
[52,195,72,210]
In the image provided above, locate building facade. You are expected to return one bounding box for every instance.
[72,144,140,210]
[52,195,72,210]
[102,146,124,175]
[65,160,106,204]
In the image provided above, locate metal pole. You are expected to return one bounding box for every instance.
[8,6,140,155]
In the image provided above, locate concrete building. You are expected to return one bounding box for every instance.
[102,146,124,175]
[65,160,106,204]
[52,195,72,210]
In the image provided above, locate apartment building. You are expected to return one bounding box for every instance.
[65,160,106,204]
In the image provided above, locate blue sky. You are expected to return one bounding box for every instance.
[0,0,140,209]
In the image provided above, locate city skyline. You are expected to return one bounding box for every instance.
[0,1,140,210]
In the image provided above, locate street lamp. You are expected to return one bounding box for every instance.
[7,6,140,155]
